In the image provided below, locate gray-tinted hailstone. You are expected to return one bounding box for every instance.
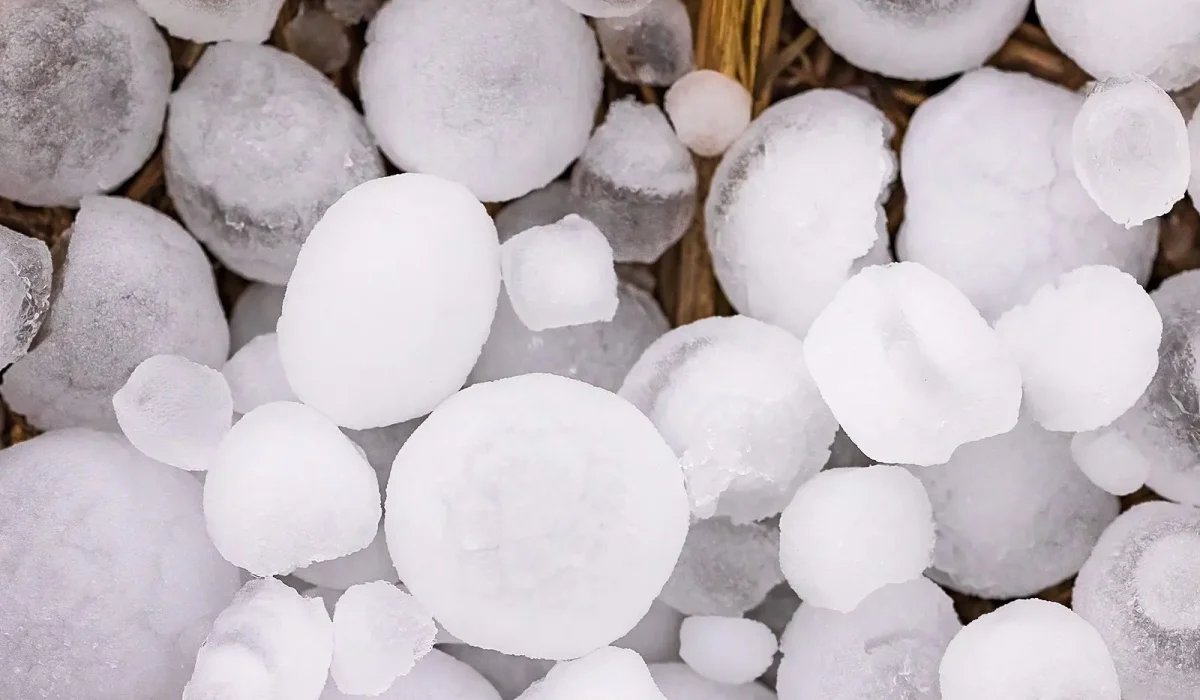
[0,225,52,367]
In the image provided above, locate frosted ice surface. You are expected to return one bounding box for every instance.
[331,582,437,695]
[994,265,1162,432]
[0,0,170,207]
[167,42,383,285]
[385,374,688,660]
[494,182,577,242]
[360,0,602,202]
[323,650,502,700]
[223,333,298,415]
[230,283,286,351]
[1071,427,1154,496]
[443,646,556,700]
[0,226,51,367]
[325,0,383,23]
[185,577,333,700]
[113,354,234,472]
[283,8,352,74]
[907,417,1119,598]
[621,315,837,522]
[0,429,242,700]
[294,526,399,590]
[650,663,776,700]
[706,89,896,337]
[137,0,285,42]
[898,68,1159,320]
[803,262,1022,465]
[596,0,693,87]
[278,175,500,430]
[679,616,776,685]
[2,197,229,431]
[559,0,654,17]
[939,599,1119,700]
[516,647,666,700]
[665,70,752,157]
[204,402,382,576]
[660,517,783,616]
[614,600,684,663]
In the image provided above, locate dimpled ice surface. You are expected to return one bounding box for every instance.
[230,283,286,352]
[620,315,837,522]
[322,650,502,700]
[223,333,298,415]
[0,225,51,367]
[660,517,783,616]
[204,402,382,576]
[0,430,242,700]
[294,527,399,590]
[385,374,688,660]
[443,646,557,700]
[939,599,1120,700]
[184,577,333,700]
[2,197,229,431]
[137,0,286,42]
[898,68,1159,320]
[706,89,895,338]
[570,99,698,263]
[331,582,437,695]
[0,0,170,207]
[595,0,693,87]
[359,0,602,202]
[559,0,653,17]
[166,43,384,285]
[494,182,577,242]
[651,663,777,700]
[994,265,1162,432]
[679,616,776,685]
[516,647,666,700]
[665,70,752,157]
[803,262,1022,465]
[278,175,500,430]
[1071,427,1154,496]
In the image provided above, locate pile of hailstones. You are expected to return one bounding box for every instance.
[4,0,1200,699]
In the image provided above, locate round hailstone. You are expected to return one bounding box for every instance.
[1070,427,1154,496]
[0,226,51,368]
[993,265,1162,432]
[230,283,286,352]
[650,663,776,700]
[706,89,896,337]
[595,0,693,87]
[679,617,776,685]
[0,0,170,207]
[442,646,556,700]
[385,374,688,660]
[515,647,666,700]
[559,0,653,17]
[779,465,935,613]
[166,42,384,285]
[359,0,602,202]
[803,262,1022,466]
[939,599,1120,700]
[331,582,437,696]
[660,517,783,617]
[898,68,1158,320]
[323,650,502,700]
[0,430,242,700]
[665,70,752,157]
[278,174,500,430]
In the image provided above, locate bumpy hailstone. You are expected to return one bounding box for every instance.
[779,465,935,613]
[993,265,1162,433]
[650,663,777,700]
[0,0,170,207]
[166,42,384,285]
[660,517,783,617]
[898,68,1158,320]
[294,526,399,590]
[1072,75,1192,227]
[559,0,653,17]
[517,647,666,700]
[2,197,229,431]
[204,402,382,576]
[0,225,51,367]
[679,617,777,685]
[331,582,437,696]
[0,430,242,700]
[359,0,602,202]
[323,650,503,700]
[386,374,688,660]
[595,0,694,87]
[136,0,284,42]
[278,174,500,430]
[707,89,896,338]
[113,354,234,472]
[665,70,752,157]
[939,599,1120,700]
[223,333,297,415]
[803,262,1022,465]
[621,315,837,522]
[1071,428,1154,496]
[230,283,286,351]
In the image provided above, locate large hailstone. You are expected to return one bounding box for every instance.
[0,429,243,700]
[359,0,603,202]
[0,0,170,207]
[136,0,286,43]
[385,374,689,660]
[0,225,52,367]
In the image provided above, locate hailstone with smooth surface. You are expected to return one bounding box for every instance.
[679,616,776,685]
[1071,427,1154,496]
[665,70,752,157]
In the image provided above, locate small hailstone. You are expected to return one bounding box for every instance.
[679,617,777,685]
[1071,427,1153,496]
[660,517,783,617]
[571,98,698,263]
[278,174,500,430]
[494,182,577,242]
[331,582,437,696]
[994,265,1162,432]
[650,663,776,700]
[665,70,752,157]
[0,226,51,367]
[706,89,896,337]
[614,600,684,663]
[803,262,1022,465]
[443,646,556,700]
[230,283,286,351]
[136,0,285,42]
[779,465,934,612]
[386,374,688,660]
[595,0,693,87]
[517,647,666,700]
[620,315,837,522]
[223,333,297,414]
[323,650,503,700]
[113,354,234,471]
[284,8,352,74]
[939,599,1120,700]
[294,526,399,590]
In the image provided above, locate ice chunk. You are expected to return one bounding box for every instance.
[167,43,383,285]
[707,89,896,337]
[596,0,693,87]
[278,174,500,430]
[230,283,286,352]
[517,647,665,700]
[994,265,1162,432]
[386,374,688,660]
[323,650,502,700]
[615,600,684,663]
[283,7,352,74]
[559,0,653,17]
[331,581,437,695]
[665,70,751,157]
[680,616,776,685]
[223,333,298,414]
[571,98,698,263]
[294,526,400,590]
[0,226,51,367]
[136,0,284,42]
[2,197,229,431]
[0,0,170,207]
[1071,427,1153,496]
[494,182,577,242]
[443,646,556,700]
[621,315,837,522]
[650,663,776,700]
[939,599,1119,700]
[0,429,242,700]
[660,517,783,617]
[204,401,382,576]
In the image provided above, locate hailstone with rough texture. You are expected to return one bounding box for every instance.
[137,0,286,42]
[322,650,502,700]
[595,0,693,87]
[651,663,776,700]
[679,616,776,685]
[665,70,752,157]
[230,283,286,351]
[331,582,437,696]
[660,517,783,617]
[516,647,666,700]
[0,225,51,367]
[1071,428,1154,496]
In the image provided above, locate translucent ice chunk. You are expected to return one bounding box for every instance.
[665,70,752,157]
[650,663,776,700]
[516,647,666,700]
[660,517,783,617]
[331,581,437,696]
[322,650,502,700]
[294,526,399,590]
[559,0,653,17]
[680,616,776,685]
[137,0,286,42]
[443,646,556,700]
[230,283,286,352]
[595,0,693,87]
[1070,427,1154,496]
[494,182,577,242]
[223,333,298,415]
[0,226,51,367]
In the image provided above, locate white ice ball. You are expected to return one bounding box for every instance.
[679,616,776,685]
[665,70,752,157]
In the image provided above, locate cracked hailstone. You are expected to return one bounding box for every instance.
[898,68,1158,320]
[803,261,1021,466]
[706,89,896,338]
[516,647,666,700]
[650,663,776,700]
[385,374,688,660]
[322,650,502,700]
[136,0,285,43]
[331,582,437,696]
[660,517,783,617]
[665,70,752,157]
[0,225,51,367]
[595,0,694,87]
[679,616,777,685]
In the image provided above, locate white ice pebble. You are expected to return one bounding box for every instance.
[559,0,653,17]
[939,599,1120,700]
[223,333,298,414]
[230,283,286,352]
[650,663,776,700]
[1071,427,1154,496]
[294,526,400,590]
[679,617,776,685]
[665,70,751,157]
[331,582,437,696]
[137,0,285,42]
[614,600,684,663]
[323,650,502,700]
[517,647,666,700]
[803,262,1022,465]
[278,174,500,430]
[660,517,783,617]
[898,68,1158,320]
[0,225,51,367]
[443,646,556,700]
[596,0,693,86]
[707,89,896,337]
[386,374,688,660]
[994,265,1162,432]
